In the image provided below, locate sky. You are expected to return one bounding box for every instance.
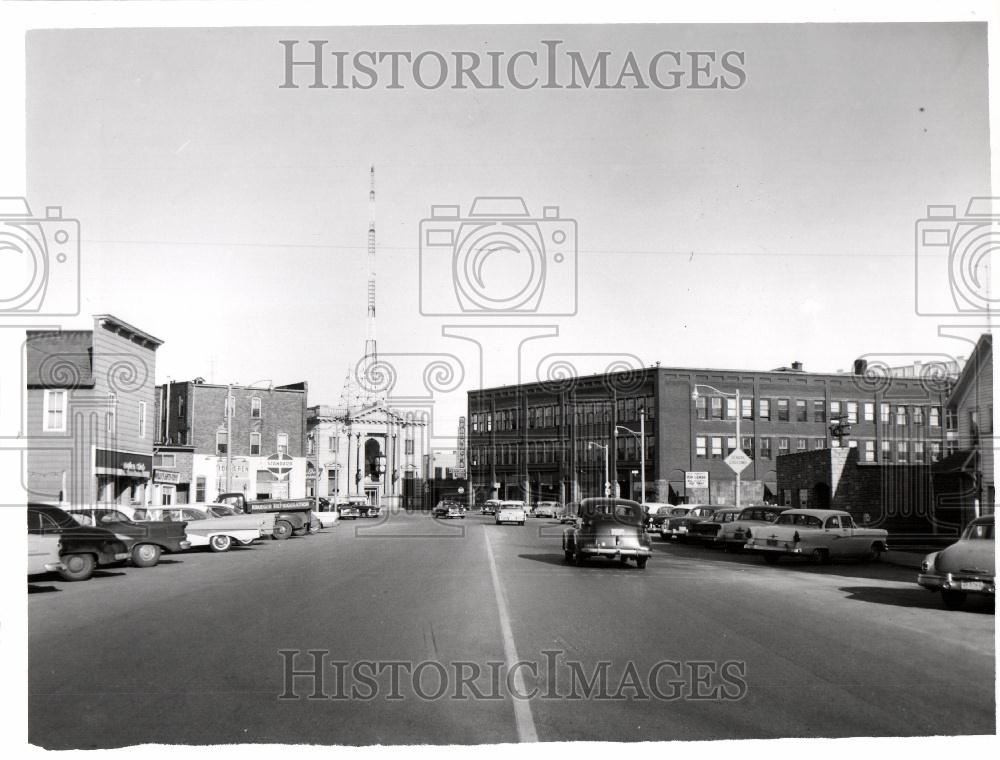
[22,23,992,447]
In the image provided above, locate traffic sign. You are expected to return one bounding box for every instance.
[725,450,752,474]
[685,471,709,489]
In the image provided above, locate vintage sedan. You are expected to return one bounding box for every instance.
[132,505,262,552]
[481,499,500,516]
[688,508,743,544]
[67,507,191,567]
[28,533,64,576]
[719,505,787,552]
[744,509,888,564]
[642,502,674,532]
[660,505,721,541]
[495,500,527,525]
[562,498,651,568]
[311,499,341,528]
[27,504,130,581]
[918,514,995,610]
[534,501,562,519]
[433,501,466,519]
[335,497,368,520]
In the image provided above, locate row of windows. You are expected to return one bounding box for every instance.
[306,436,417,456]
[43,390,147,438]
[470,437,657,467]
[693,435,951,464]
[472,396,656,433]
[217,431,287,456]
[696,396,948,427]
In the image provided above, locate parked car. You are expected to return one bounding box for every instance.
[660,505,720,541]
[642,502,673,532]
[496,500,527,526]
[688,508,742,544]
[27,533,64,576]
[132,505,263,552]
[918,514,995,610]
[481,499,500,516]
[27,504,130,581]
[744,509,889,564]
[562,498,651,568]
[718,505,787,552]
[534,501,562,519]
[66,507,191,567]
[312,499,341,528]
[336,497,368,520]
[433,501,466,519]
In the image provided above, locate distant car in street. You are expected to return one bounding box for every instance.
[744,509,888,564]
[660,505,720,541]
[918,514,995,610]
[562,498,651,568]
[481,499,500,516]
[688,507,742,545]
[642,502,673,532]
[533,501,562,519]
[132,505,263,552]
[335,497,368,520]
[66,507,191,567]
[495,500,527,526]
[718,505,787,552]
[433,501,466,519]
[27,504,130,581]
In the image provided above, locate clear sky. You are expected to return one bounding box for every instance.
[24,23,991,446]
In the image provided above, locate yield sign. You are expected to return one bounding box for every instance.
[725,449,752,474]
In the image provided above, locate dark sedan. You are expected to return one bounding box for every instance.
[562,498,651,569]
[28,504,130,581]
[67,507,190,567]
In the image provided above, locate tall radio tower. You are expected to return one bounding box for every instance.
[363,165,377,378]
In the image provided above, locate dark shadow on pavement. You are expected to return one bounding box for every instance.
[27,583,61,594]
[841,586,996,614]
[518,553,645,570]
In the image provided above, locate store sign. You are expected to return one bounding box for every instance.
[685,471,709,489]
[96,448,152,476]
[267,453,294,479]
[454,416,467,478]
[216,458,250,477]
[154,470,181,484]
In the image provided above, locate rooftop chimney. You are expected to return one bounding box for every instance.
[791,361,803,371]
[853,358,868,375]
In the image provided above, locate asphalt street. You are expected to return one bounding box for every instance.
[29,510,995,748]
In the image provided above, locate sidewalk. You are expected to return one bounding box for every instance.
[884,549,928,570]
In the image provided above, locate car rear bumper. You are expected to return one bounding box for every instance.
[580,546,652,558]
[918,572,995,595]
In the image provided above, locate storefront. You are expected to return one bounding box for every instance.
[152,469,181,505]
[94,448,153,508]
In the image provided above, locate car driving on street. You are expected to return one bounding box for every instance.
[562,498,651,568]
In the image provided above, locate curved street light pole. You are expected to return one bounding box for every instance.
[615,406,646,504]
[588,441,609,497]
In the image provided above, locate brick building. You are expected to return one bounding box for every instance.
[26,315,163,507]
[154,379,308,504]
[467,359,955,507]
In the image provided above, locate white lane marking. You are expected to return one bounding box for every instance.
[483,528,539,743]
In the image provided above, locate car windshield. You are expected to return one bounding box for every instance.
[209,506,237,517]
[97,510,131,524]
[583,501,641,522]
[670,508,690,516]
[35,507,79,529]
[775,513,822,528]
[963,520,995,540]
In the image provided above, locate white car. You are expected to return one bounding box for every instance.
[496,500,527,525]
[534,501,562,518]
[133,505,263,552]
[28,534,64,576]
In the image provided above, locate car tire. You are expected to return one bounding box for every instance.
[762,553,780,565]
[58,553,96,582]
[210,534,233,552]
[238,537,256,546]
[942,590,968,610]
[864,543,884,563]
[131,543,161,568]
[618,556,630,567]
[636,556,648,569]
[272,520,292,540]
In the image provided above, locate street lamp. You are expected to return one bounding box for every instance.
[692,384,743,511]
[615,406,646,504]
[587,441,610,497]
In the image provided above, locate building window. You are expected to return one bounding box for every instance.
[177,396,184,418]
[486,413,493,432]
[471,414,479,433]
[776,399,789,422]
[912,405,924,425]
[760,438,773,459]
[726,436,737,456]
[896,406,907,426]
[863,440,875,462]
[528,408,536,429]
[969,409,980,437]
[777,437,790,455]
[710,437,723,459]
[830,400,841,419]
[759,399,771,421]
[897,441,908,463]
[846,402,858,425]
[404,438,413,455]
[741,397,753,420]
[138,401,147,438]
[945,408,957,430]
[251,397,262,418]
[216,430,228,455]
[726,397,737,420]
[795,400,808,422]
[710,397,724,420]
[864,401,875,422]
[107,393,117,434]
[196,476,206,502]
[741,436,754,455]
[250,432,261,456]
[813,399,825,423]
[327,470,339,497]
[43,389,67,432]
[929,406,941,427]
[880,403,890,424]
[929,441,942,462]
[696,396,707,420]
[797,437,808,452]
[881,440,891,462]
[813,438,825,450]
[914,440,925,463]
[848,439,858,449]
[154,453,176,468]
[277,433,288,456]
[695,436,707,458]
